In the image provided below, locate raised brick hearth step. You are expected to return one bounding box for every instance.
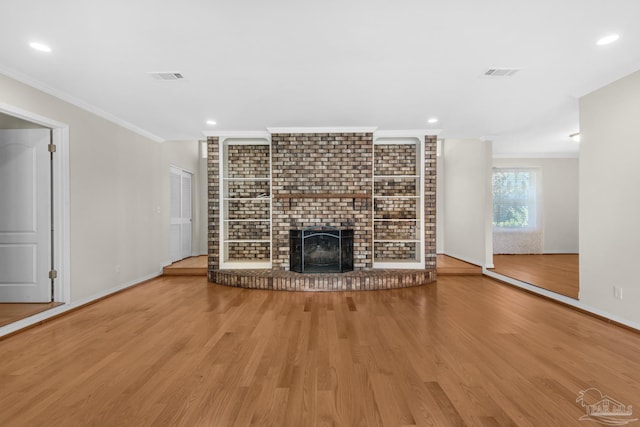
[209,269,436,292]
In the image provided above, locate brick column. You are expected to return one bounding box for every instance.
[207,137,220,281]
[425,135,437,271]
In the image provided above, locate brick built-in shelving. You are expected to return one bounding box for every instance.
[207,129,437,291]
[220,136,271,269]
[373,138,423,267]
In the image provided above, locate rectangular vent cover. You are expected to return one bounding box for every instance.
[483,68,520,77]
[148,72,184,81]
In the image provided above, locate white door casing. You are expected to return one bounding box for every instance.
[0,129,52,302]
[181,172,192,260]
[169,166,192,263]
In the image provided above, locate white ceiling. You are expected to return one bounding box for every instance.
[1,0,640,156]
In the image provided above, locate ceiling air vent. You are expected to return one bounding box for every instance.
[483,68,520,77]
[148,72,184,81]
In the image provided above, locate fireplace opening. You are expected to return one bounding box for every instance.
[290,227,354,273]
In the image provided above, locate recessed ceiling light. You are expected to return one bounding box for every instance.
[427,118,439,124]
[596,34,620,46]
[29,42,51,53]
[569,132,581,142]
[206,120,217,126]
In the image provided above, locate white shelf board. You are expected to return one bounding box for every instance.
[220,260,272,269]
[373,219,418,222]
[224,177,270,181]
[224,239,271,243]
[373,260,425,269]
[224,197,271,201]
[373,195,419,199]
[374,217,417,221]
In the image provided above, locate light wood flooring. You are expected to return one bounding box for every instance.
[1,275,638,426]
[0,302,63,328]
[490,254,579,299]
[436,254,482,275]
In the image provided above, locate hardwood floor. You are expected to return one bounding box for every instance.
[436,255,482,275]
[163,255,208,276]
[0,302,63,327]
[1,275,638,426]
[490,254,579,299]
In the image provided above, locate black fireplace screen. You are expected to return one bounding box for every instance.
[290,227,354,273]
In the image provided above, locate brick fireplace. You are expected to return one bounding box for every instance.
[207,128,437,291]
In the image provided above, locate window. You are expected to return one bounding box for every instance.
[492,168,538,229]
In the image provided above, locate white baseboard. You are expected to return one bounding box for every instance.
[483,269,640,332]
[443,252,484,268]
[0,271,163,339]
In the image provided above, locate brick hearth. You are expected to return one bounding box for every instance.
[210,269,435,292]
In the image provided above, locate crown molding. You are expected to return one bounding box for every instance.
[266,126,377,134]
[0,66,165,142]
[202,130,271,139]
[492,151,579,159]
[375,129,442,138]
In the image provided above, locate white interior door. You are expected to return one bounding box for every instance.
[181,172,192,259]
[0,129,52,302]
[169,166,192,263]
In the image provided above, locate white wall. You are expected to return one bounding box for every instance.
[0,73,202,303]
[442,139,493,267]
[579,70,640,325]
[493,158,579,253]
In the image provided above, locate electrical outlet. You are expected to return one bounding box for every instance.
[115,264,120,273]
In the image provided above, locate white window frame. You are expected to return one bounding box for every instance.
[492,167,541,231]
